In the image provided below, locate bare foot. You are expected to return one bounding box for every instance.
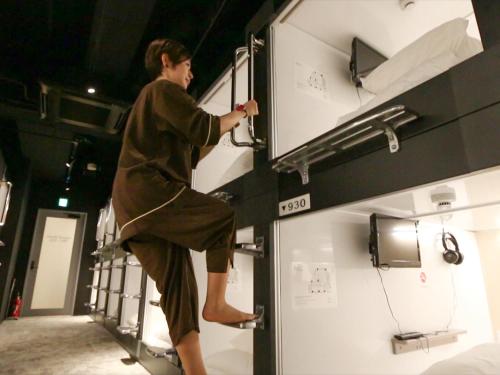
[202,302,257,323]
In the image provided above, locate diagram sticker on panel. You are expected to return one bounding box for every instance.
[290,261,338,310]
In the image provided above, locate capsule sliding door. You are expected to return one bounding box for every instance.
[141,276,172,349]
[191,227,255,374]
[118,255,142,337]
[194,59,254,194]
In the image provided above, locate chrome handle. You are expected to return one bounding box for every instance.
[210,191,235,202]
[0,180,13,226]
[230,46,253,148]
[120,293,142,300]
[247,33,266,149]
[99,287,109,292]
[145,346,179,366]
[149,300,161,307]
[108,289,122,294]
[117,325,139,335]
[234,237,264,258]
[90,250,102,256]
[86,284,99,289]
[125,261,141,267]
[84,302,96,307]
[220,304,265,330]
[89,266,101,271]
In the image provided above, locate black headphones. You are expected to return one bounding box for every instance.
[442,231,464,265]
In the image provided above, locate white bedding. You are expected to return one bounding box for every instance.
[337,35,482,127]
[421,343,500,375]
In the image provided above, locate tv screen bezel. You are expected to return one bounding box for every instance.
[369,213,421,268]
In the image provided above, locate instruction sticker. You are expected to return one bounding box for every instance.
[279,193,311,216]
[291,262,338,309]
[295,61,330,101]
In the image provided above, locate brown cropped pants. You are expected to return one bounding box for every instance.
[125,187,236,346]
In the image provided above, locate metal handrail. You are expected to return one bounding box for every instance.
[210,191,235,202]
[117,325,139,335]
[120,293,142,300]
[124,261,141,267]
[220,305,265,330]
[230,33,266,149]
[230,46,251,147]
[247,33,266,148]
[234,237,264,258]
[145,346,179,366]
[272,105,418,184]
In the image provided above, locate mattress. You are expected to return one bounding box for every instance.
[421,343,500,375]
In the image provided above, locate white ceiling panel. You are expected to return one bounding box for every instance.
[287,0,479,57]
[343,166,500,232]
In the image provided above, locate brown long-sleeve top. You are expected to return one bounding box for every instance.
[112,79,221,241]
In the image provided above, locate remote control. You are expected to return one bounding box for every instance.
[394,332,424,340]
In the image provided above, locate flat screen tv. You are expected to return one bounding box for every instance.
[369,213,421,268]
[350,37,387,87]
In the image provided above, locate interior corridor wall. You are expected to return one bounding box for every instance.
[278,209,493,375]
[476,229,500,341]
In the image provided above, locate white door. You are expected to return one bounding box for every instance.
[22,209,86,316]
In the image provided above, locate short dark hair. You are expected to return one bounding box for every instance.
[144,38,192,80]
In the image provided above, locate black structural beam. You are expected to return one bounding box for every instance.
[472,0,500,50]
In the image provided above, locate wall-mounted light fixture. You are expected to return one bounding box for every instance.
[87,87,96,94]
[64,141,79,192]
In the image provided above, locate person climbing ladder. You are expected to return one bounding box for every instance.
[112,38,258,375]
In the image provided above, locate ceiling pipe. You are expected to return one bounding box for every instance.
[192,0,229,58]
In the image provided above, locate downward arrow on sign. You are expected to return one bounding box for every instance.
[282,205,286,211]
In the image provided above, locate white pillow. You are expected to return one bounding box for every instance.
[361,18,469,93]
[338,51,458,125]
[455,36,483,62]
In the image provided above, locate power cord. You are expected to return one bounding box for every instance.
[355,86,362,106]
[376,267,402,334]
[445,267,458,331]
[418,336,430,354]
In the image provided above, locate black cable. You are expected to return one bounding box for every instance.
[445,268,458,331]
[192,0,228,58]
[376,267,402,334]
[355,86,362,106]
[419,336,430,354]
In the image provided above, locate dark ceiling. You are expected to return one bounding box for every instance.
[0,0,285,188]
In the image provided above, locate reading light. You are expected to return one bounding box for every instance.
[87,87,96,94]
